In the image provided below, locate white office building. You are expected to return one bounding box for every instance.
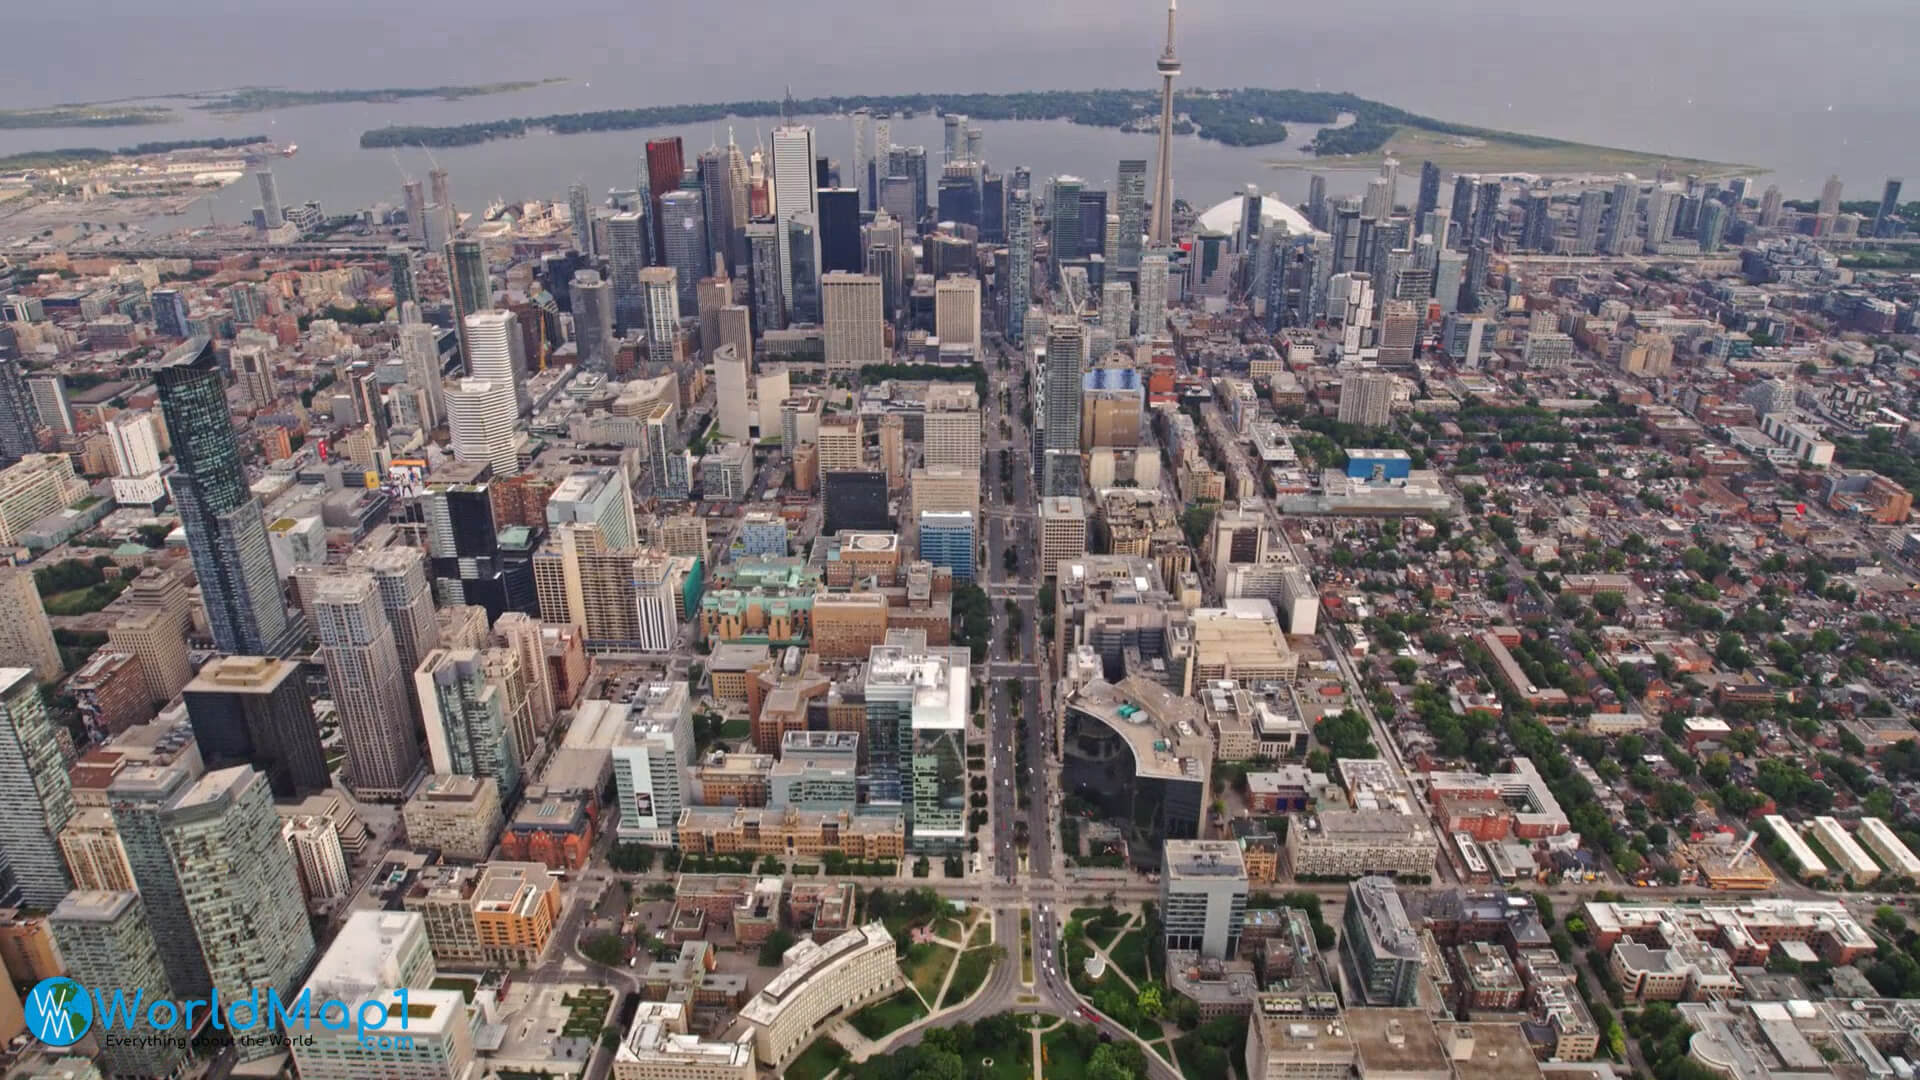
[610,683,694,844]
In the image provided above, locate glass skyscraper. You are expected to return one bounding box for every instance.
[156,338,301,656]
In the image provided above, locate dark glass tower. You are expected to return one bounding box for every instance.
[182,656,330,797]
[817,188,863,274]
[156,338,300,656]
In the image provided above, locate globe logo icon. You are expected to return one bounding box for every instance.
[25,978,92,1047]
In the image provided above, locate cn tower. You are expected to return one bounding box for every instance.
[1148,0,1180,249]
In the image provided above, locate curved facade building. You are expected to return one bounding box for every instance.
[1060,675,1211,871]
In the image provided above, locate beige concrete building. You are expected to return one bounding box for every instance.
[933,275,981,348]
[923,385,982,472]
[739,923,901,1066]
[810,592,892,660]
[1040,496,1089,579]
[1188,601,1299,692]
[613,1001,755,1080]
[57,808,134,892]
[402,774,505,860]
[911,465,981,521]
[1246,995,1354,1080]
[0,567,61,684]
[822,273,886,372]
[0,454,88,544]
[660,513,708,557]
[817,415,863,473]
[107,608,192,706]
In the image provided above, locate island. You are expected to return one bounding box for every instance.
[191,79,565,113]
[353,86,1748,175]
[0,104,172,130]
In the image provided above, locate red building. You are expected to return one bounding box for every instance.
[495,788,593,870]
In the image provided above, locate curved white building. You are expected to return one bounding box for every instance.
[739,922,900,1066]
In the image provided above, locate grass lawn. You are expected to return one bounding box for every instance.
[1042,1026,1096,1080]
[904,941,957,1001]
[933,915,964,940]
[719,716,751,739]
[967,921,992,949]
[1020,911,1034,983]
[849,989,927,1040]
[1087,920,1122,949]
[943,947,997,1007]
[787,1037,848,1080]
[1109,929,1150,985]
[41,581,128,615]
[428,976,477,1002]
[967,1034,1033,1080]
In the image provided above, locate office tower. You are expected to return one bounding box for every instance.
[917,511,975,583]
[638,265,682,371]
[697,146,735,274]
[544,466,639,551]
[1077,188,1110,255]
[981,172,1006,242]
[1698,200,1729,252]
[1006,186,1035,344]
[1148,0,1180,247]
[695,272,733,360]
[785,212,822,324]
[50,892,188,1078]
[1137,253,1168,340]
[0,569,59,685]
[1107,157,1148,272]
[313,573,423,800]
[0,355,36,468]
[568,181,594,255]
[183,656,329,797]
[822,272,886,373]
[632,550,681,653]
[1414,160,1442,224]
[349,546,441,685]
[722,131,751,268]
[1160,840,1248,960]
[1051,175,1084,268]
[817,187,862,274]
[1100,280,1134,342]
[0,671,74,908]
[1041,317,1084,498]
[645,136,685,250]
[746,220,786,334]
[447,236,490,335]
[1759,184,1784,227]
[772,125,819,318]
[714,343,753,441]
[166,767,315,1016]
[464,309,529,419]
[1874,177,1904,238]
[659,187,710,314]
[1341,876,1421,1006]
[158,339,299,656]
[934,275,981,348]
[1237,182,1263,254]
[403,178,427,241]
[607,210,649,332]
[1301,172,1327,230]
[852,107,874,209]
[152,288,190,338]
[1339,370,1394,428]
[1521,188,1552,251]
[571,269,614,372]
[415,649,523,799]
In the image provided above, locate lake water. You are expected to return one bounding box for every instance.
[8,0,1918,218]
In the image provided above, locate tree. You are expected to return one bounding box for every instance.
[579,932,625,968]
[757,929,797,966]
[1137,982,1164,1017]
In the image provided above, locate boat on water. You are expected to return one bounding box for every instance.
[281,143,298,157]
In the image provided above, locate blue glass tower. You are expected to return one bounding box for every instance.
[917,511,976,583]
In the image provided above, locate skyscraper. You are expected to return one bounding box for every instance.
[571,269,614,371]
[465,309,529,416]
[852,107,874,210]
[0,669,74,908]
[50,892,189,1077]
[746,220,786,334]
[659,187,711,314]
[152,288,191,338]
[387,244,417,306]
[607,210,649,332]
[1874,177,1905,238]
[697,146,735,275]
[822,272,886,373]
[0,567,60,684]
[1137,253,1169,341]
[255,164,284,229]
[157,338,300,656]
[313,573,423,801]
[1818,173,1844,234]
[1042,317,1084,497]
[786,212,822,324]
[1006,186,1035,344]
[1051,175,1084,272]
[1416,160,1442,223]
[415,648,523,799]
[1602,181,1639,254]
[772,125,820,318]
[108,762,206,995]
[1112,159,1147,271]
[1573,188,1606,254]
[446,237,491,351]
[934,275,982,349]
[818,187,863,273]
[183,656,330,797]
[403,178,427,242]
[0,353,37,469]
[1338,371,1395,428]
[639,266,682,369]
[568,181,595,256]
[164,765,316,1024]
[1148,0,1180,249]
[445,378,521,477]
[349,546,442,684]
[646,137,686,252]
